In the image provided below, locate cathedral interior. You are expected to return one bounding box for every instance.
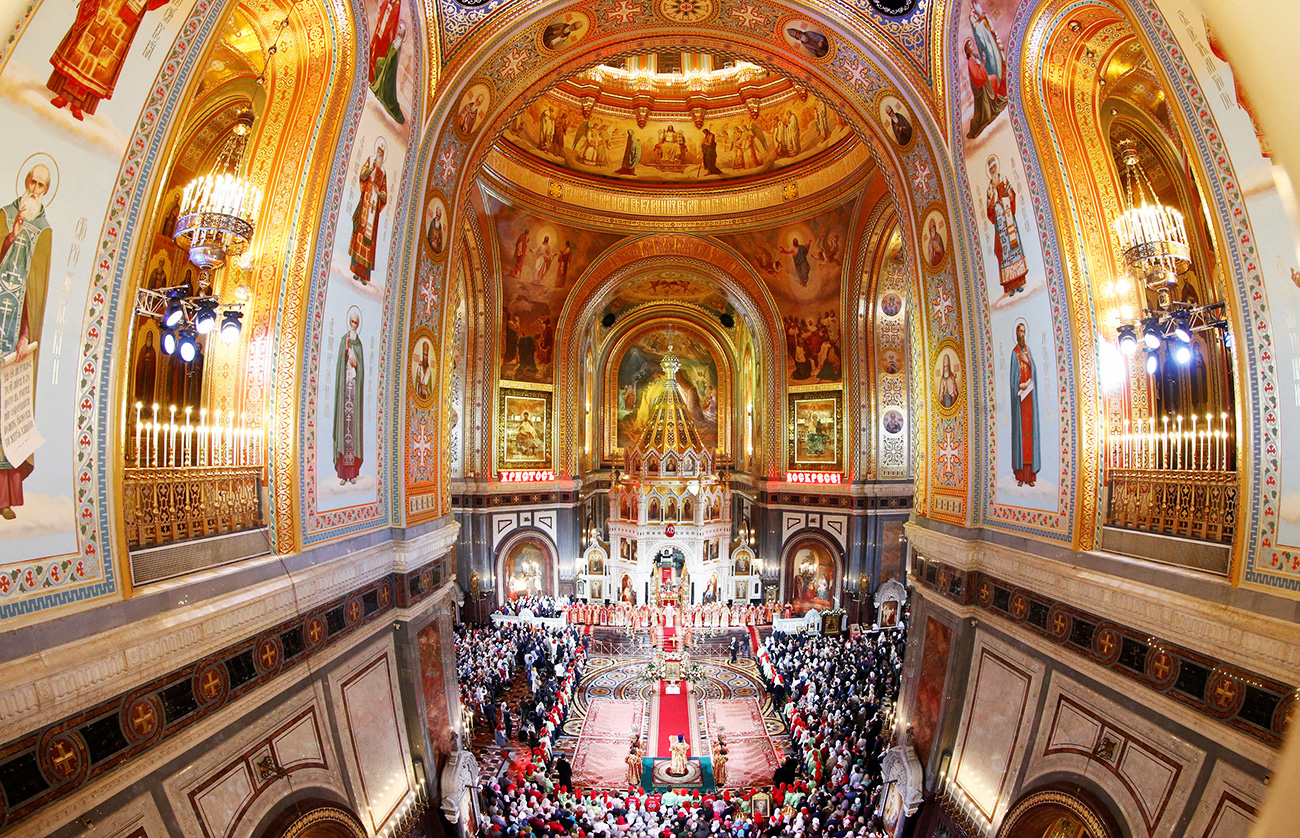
[0,0,1299,835]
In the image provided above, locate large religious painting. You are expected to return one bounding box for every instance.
[313,0,420,521]
[611,327,721,452]
[501,88,850,183]
[499,388,551,467]
[602,272,732,322]
[952,0,1062,523]
[789,392,841,470]
[501,537,553,599]
[785,537,838,615]
[717,202,850,386]
[493,201,624,384]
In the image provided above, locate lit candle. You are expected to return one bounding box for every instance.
[1221,412,1229,471]
[167,405,177,468]
[1190,415,1199,471]
[1160,415,1169,470]
[134,402,143,467]
[183,406,193,468]
[212,409,222,466]
[151,403,160,469]
[1174,415,1183,470]
[240,411,247,466]
[1123,419,1131,469]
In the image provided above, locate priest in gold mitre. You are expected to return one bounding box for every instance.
[668,733,689,776]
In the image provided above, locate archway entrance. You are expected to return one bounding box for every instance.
[997,787,1120,838]
[260,803,368,838]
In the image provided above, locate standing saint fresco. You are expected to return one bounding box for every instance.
[333,307,366,484]
[350,139,389,285]
[1009,321,1039,487]
[45,0,168,119]
[0,164,52,520]
[985,155,1028,296]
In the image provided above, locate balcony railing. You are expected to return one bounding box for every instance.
[1105,468,1236,544]
[124,466,264,550]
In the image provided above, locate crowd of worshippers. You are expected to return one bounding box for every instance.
[456,621,587,765]
[757,625,908,796]
[471,616,910,838]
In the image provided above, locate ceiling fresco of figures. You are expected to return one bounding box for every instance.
[499,85,854,184]
[602,271,735,322]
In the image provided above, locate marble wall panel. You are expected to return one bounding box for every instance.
[952,642,1039,822]
[913,616,952,765]
[340,651,412,834]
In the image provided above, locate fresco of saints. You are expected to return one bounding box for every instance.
[413,342,433,401]
[368,0,401,85]
[939,354,960,409]
[804,411,830,456]
[615,130,642,175]
[0,165,52,519]
[513,410,541,459]
[350,139,389,285]
[46,0,168,120]
[965,0,1008,138]
[425,200,444,255]
[369,19,406,124]
[1010,321,1040,487]
[333,307,366,484]
[985,155,1029,296]
[885,103,912,146]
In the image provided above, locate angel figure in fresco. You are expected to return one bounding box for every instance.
[46,0,169,119]
[333,307,365,484]
[985,155,1029,296]
[349,139,388,285]
[370,19,407,124]
[0,164,53,519]
[1009,320,1040,487]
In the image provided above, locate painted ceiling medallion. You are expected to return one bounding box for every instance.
[658,0,714,24]
[867,0,918,15]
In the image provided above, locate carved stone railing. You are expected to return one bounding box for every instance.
[123,466,264,550]
[1106,468,1236,544]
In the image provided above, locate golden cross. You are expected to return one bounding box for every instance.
[348,601,361,621]
[1097,632,1114,655]
[132,702,155,733]
[380,586,390,604]
[202,670,222,699]
[309,620,323,643]
[1052,613,1067,633]
[1011,598,1026,617]
[1151,653,1171,680]
[1214,679,1237,706]
[979,582,991,601]
[50,740,78,777]
[260,643,277,668]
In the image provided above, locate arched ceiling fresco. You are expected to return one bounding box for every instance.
[493,53,859,184]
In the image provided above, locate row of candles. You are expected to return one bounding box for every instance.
[132,402,267,469]
[1108,412,1233,472]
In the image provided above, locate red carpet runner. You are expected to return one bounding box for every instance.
[747,625,760,655]
[656,678,691,757]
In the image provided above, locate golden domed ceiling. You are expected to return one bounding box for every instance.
[494,51,859,185]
